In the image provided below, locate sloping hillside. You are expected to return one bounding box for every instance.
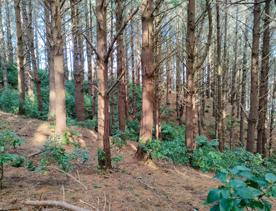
[0,111,220,211]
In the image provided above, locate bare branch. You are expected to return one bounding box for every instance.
[24,200,90,211]
[105,7,139,62]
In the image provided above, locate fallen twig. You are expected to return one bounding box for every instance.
[24,200,90,211]
[28,150,44,158]
[48,166,88,190]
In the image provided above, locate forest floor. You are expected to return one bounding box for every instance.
[0,111,221,211]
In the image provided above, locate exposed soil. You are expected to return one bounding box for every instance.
[0,111,222,211]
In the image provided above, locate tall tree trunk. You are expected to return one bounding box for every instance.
[153,5,162,139]
[247,0,261,152]
[268,62,275,156]
[216,0,224,151]
[166,42,172,105]
[130,13,136,114]
[185,0,196,150]
[22,0,34,100]
[71,0,85,121]
[28,1,43,112]
[45,1,56,120]
[86,0,93,96]
[239,18,249,145]
[0,1,7,88]
[96,0,111,169]
[109,1,115,131]
[115,0,126,132]
[139,0,154,143]
[5,1,13,64]
[51,0,66,135]
[176,43,181,123]
[63,20,69,81]
[14,0,25,115]
[257,0,271,155]
[229,7,239,148]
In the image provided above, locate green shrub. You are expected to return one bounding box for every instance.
[160,123,185,141]
[78,119,97,130]
[0,88,19,113]
[23,97,48,120]
[191,136,223,172]
[221,148,266,176]
[139,139,189,165]
[112,155,124,166]
[0,130,25,188]
[265,153,276,175]
[190,137,268,174]
[112,135,126,149]
[7,64,18,88]
[206,166,276,211]
[36,136,89,172]
[128,84,142,120]
[161,107,174,119]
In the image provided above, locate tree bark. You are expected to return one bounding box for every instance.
[22,0,34,100]
[247,0,261,152]
[14,0,25,115]
[71,0,85,121]
[5,1,13,64]
[45,1,56,120]
[115,0,126,132]
[51,0,66,135]
[0,1,7,88]
[268,61,275,156]
[139,0,154,143]
[239,18,249,145]
[257,0,271,155]
[96,0,111,169]
[28,1,43,112]
[229,7,239,149]
[215,0,224,151]
[185,0,196,150]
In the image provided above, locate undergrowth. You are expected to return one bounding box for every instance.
[138,123,275,179]
[206,166,276,210]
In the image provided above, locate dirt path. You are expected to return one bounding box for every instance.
[0,111,219,211]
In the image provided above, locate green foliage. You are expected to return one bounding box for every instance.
[190,136,270,175]
[191,137,221,172]
[0,88,19,113]
[37,136,89,172]
[125,120,140,141]
[265,153,276,175]
[154,139,189,165]
[128,84,142,120]
[23,97,48,120]
[0,130,23,149]
[78,119,97,130]
[97,148,106,165]
[138,123,189,164]
[160,123,185,141]
[7,64,18,88]
[206,166,276,211]
[112,155,124,166]
[0,130,25,188]
[221,149,266,176]
[112,135,127,149]
[226,115,238,131]
[161,108,174,119]
[191,136,222,172]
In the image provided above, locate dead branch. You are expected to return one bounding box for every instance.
[239,103,249,120]
[105,7,139,62]
[106,70,126,96]
[24,200,90,211]
[48,166,88,190]
[28,150,44,158]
